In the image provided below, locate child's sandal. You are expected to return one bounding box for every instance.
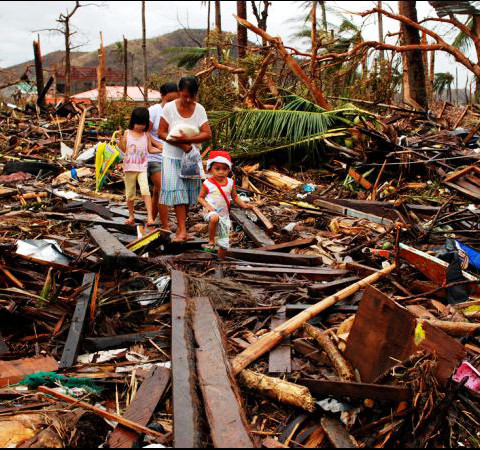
[125,219,136,226]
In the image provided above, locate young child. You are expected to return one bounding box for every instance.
[119,107,160,227]
[198,151,254,250]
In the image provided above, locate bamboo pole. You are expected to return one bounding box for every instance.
[231,264,396,375]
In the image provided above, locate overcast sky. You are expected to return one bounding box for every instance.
[0,1,473,86]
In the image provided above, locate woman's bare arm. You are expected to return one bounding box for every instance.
[168,122,212,145]
[159,117,193,153]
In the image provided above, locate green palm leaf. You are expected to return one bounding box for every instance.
[452,17,474,52]
[209,94,376,155]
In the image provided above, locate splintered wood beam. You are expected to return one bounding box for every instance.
[297,379,412,402]
[231,264,396,375]
[84,330,164,351]
[72,106,88,160]
[321,418,358,448]
[59,273,96,369]
[268,307,291,374]
[171,270,202,448]
[38,386,167,440]
[252,206,274,234]
[308,276,361,298]
[108,366,171,448]
[88,225,139,267]
[258,237,317,252]
[193,297,255,448]
[231,209,275,247]
[226,248,322,266]
[232,265,349,281]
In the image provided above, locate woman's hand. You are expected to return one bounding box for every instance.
[179,143,193,153]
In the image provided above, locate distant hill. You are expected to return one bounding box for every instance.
[4,29,209,83]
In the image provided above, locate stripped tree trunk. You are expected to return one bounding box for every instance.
[237,1,247,59]
[215,0,222,60]
[97,32,107,117]
[123,36,128,100]
[398,0,427,109]
[310,1,318,78]
[142,0,148,102]
[378,1,384,63]
[65,19,71,99]
[33,38,45,108]
[206,1,211,58]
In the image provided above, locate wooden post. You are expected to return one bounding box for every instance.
[97,32,107,117]
[231,263,396,375]
[33,38,45,108]
[123,36,128,100]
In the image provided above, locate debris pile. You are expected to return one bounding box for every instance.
[1,99,480,448]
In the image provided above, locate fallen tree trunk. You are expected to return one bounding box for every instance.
[304,324,355,382]
[231,263,396,375]
[239,369,315,412]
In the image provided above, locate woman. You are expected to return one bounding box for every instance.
[148,82,179,229]
[158,76,212,242]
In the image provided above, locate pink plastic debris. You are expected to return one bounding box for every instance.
[453,361,480,393]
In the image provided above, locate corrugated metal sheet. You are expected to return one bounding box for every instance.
[429,1,480,17]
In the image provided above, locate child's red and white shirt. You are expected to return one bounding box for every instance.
[203,177,234,219]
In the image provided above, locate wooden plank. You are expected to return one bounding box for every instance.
[321,418,358,448]
[171,270,202,448]
[45,212,137,234]
[348,167,372,189]
[252,206,274,234]
[38,386,167,440]
[344,285,466,385]
[72,106,88,160]
[227,248,322,266]
[292,338,330,365]
[82,201,113,220]
[84,330,163,351]
[269,307,291,373]
[258,237,317,253]
[59,273,96,369]
[233,265,349,281]
[193,297,255,448]
[88,225,140,267]
[308,276,361,298]
[231,209,275,247]
[108,366,171,448]
[297,379,412,402]
[0,357,58,387]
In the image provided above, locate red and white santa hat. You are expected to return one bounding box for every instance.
[207,150,232,171]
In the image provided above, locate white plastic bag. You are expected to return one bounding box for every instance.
[180,148,203,179]
[217,215,231,249]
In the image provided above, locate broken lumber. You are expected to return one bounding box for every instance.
[321,418,358,448]
[348,167,372,190]
[170,270,202,448]
[0,357,58,387]
[88,225,139,268]
[37,386,167,440]
[231,263,396,375]
[258,237,317,252]
[269,307,291,373]
[193,297,255,448]
[308,276,361,298]
[232,265,349,281]
[231,209,275,247]
[298,379,412,402]
[344,286,466,385]
[239,369,315,412]
[227,248,322,266]
[252,206,274,234]
[426,319,480,337]
[108,366,171,448]
[84,330,163,351]
[72,106,88,160]
[303,324,355,382]
[59,273,97,369]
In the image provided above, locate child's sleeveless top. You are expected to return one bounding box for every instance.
[203,178,234,217]
[123,131,149,172]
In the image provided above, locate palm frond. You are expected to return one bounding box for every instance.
[162,47,211,69]
[452,17,474,52]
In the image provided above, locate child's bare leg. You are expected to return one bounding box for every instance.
[159,204,170,229]
[126,200,135,225]
[208,214,220,245]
